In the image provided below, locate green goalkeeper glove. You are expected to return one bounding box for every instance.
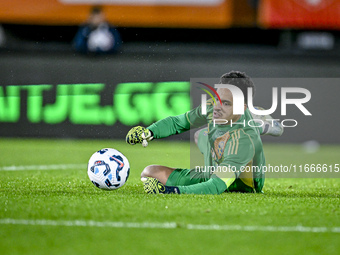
[126,126,153,147]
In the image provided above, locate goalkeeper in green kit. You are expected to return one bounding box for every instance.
[126,71,283,195]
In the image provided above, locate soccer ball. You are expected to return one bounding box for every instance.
[87,148,130,190]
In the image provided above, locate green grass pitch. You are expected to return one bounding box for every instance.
[0,138,339,255]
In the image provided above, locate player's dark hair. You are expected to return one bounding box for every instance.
[219,71,255,104]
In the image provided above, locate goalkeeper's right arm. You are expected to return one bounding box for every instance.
[125,113,189,147]
[126,105,208,146]
[146,113,191,139]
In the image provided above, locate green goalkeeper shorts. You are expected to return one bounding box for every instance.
[166,168,255,193]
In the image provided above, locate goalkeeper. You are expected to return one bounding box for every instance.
[126,71,283,195]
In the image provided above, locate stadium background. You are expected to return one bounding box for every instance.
[0,1,339,255]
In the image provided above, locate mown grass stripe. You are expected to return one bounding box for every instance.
[0,219,339,233]
[0,164,86,171]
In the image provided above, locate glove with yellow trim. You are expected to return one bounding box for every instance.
[126,126,153,147]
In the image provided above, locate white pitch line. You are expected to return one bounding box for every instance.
[0,164,86,171]
[0,219,339,234]
[186,224,339,233]
[0,219,177,229]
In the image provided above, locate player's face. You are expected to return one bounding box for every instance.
[213,88,243,124]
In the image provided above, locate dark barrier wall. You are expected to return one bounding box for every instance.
[1,79,340,144]
[1,49,340,143]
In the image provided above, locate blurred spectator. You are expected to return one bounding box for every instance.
[73,6,121,54]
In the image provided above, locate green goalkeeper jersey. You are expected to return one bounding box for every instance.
[147,100,265,193]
